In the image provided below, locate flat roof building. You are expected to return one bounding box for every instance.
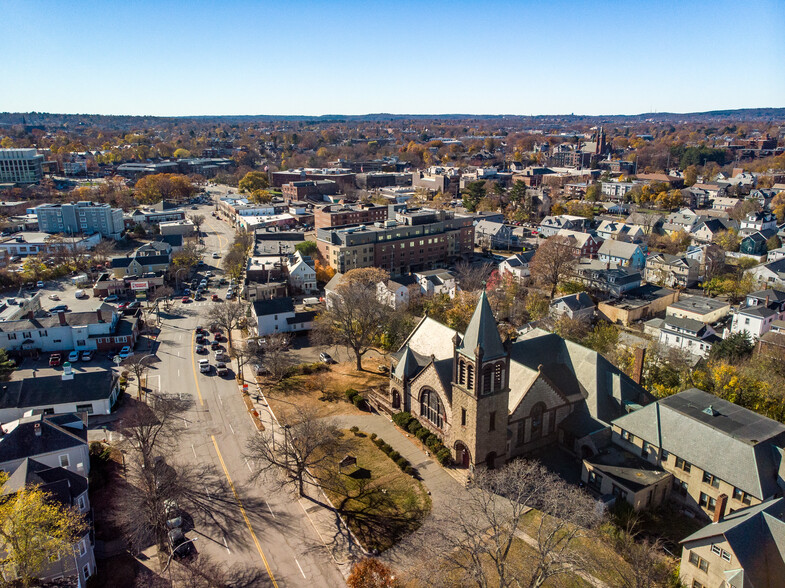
[0,148,45,184]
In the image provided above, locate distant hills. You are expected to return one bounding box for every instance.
[0,108,783,128]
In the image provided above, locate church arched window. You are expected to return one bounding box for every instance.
[419,388,444,429]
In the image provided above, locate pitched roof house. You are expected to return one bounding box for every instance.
[598,240,646,269]
[499,251,536,280]
[644,253,700,288]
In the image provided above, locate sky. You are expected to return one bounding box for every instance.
[1,0,784,117]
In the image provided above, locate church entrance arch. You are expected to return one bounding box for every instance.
[391,389,401,409]
[485,451,497,470]
[455,441,471,468]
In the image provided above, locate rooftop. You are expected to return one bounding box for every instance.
[668,295,730,315]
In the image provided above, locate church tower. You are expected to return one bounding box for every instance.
[449,291,510,469]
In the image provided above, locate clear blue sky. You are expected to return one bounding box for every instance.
[2,0,783,117]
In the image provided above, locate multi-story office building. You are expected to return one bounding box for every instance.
[0,148,45,184]
[316,208,473,275]
[314,203,405,230]
[36,201,125,240]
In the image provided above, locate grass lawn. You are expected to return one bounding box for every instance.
[262,357,389,422]
[313,429,431,553]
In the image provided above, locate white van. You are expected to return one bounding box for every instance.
[75,290,86,299]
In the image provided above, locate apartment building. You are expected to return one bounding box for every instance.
[612,389,785,521]
[36,201,124,240]
[0,148,45,184]
[644,253,700,288]
[314,203,398,230]
[316,208,473,275]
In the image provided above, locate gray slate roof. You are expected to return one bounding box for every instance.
[613,389,785,499]
[682,498,785,588]
[457,291,506,361]
[551,292,595,312]
[0,371,117,411]
[4,458,88,505]
[598,240,641,260]
[0,413,87,465]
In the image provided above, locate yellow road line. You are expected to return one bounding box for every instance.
[211,435,278,587]
[190,330,204,406]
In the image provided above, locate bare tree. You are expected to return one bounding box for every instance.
[430,459,604,588]
[206,300,247,350]
[312,268,392,370]
[251,332,291,381]
[118,393,192,469]
[123,354,156,400]
[190,214,205,235]
[244,408,346,496]
[456,260,494,292]
[703,243,725,281]
[92,239,116,267]
[153,285,175,311]
[529,236,578,298]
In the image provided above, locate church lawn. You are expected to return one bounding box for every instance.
[311,429,432,553]
[263,357,389,423]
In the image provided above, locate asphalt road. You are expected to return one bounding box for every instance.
[144,213,345,587]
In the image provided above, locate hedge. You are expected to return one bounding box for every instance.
[407,420,422,435]
[436,447,452,465]
[415,428,430,442]
[389,450,400,462]
[370,433,377,441]
[350,426,360,434]
[380,443,393,455]
[345,388,359,402]
[425,434,439,449]
[392,411,414,428]
[404,465,416,476]
[352,395,366,410]
[396,456,409,469]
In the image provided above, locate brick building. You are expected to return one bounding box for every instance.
[314,203,394,230]
[316,208,473,275]
[280,180,339,201]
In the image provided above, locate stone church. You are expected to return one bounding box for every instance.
[376,292,653,469]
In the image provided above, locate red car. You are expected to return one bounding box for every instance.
[211,294,219,301]
[181,296,190,303]
[49,353,62,367]
[213,333,222,342]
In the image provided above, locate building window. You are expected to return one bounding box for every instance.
[699,492,717,512]
[641,441,652,458]
[588,470,603,491]
[732,487,752,505]
[494,363,503,388]
[77,495,86,510]
[419,389,444,429]
[688,551,709,573]
[675,457,691,473]
[458,361,466,385]
[466,364,474,389]
[59,454,70,468]
[531,403,545,439]
[660,449,669,462]
[702,472,720,489]
[674,479,688,496]
[489,411,496,432]
[620,429,634,443]
[516,420,524,446]
[612,485,628,501]
[691,581,704,588]
[83,564,91,579]
[77,539,87,557]
[461,408,467,426]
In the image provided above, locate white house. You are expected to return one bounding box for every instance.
[730,289,785,340]
[286,251,317,294]
[595,220,645,242]
[658,316,719,358]
[251,297,315,336]
[416,269,458,297]
[376,275,419,309]
[499,251,536,281]
[549,292,595,322]
[748,258,785,289]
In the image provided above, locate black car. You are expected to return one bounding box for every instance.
[168,528,193,558]
[49,304,69,313]
[122,301,141,315]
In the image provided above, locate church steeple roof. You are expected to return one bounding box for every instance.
[393,344,419,380]
[457,291,505,361]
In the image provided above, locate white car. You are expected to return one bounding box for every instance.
[118,346,133,359]
[212,252,220,259]
[67,350,80,362]
[226,289,233,299]
[205,271,213,278]
[199,359,211,373]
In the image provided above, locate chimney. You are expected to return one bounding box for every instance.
[714,493,728,523]
[632,347,646,385]
[57,311,66,326]
[96,308,103,323]
[34,422,41,437]
[766,295,770,307]
[27,311,34,319]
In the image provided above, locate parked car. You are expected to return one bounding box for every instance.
[123,301,141,314]
[181,296,190,303]
[195,343,206,353]
[211,294,219,301]
[199,359,211,373]
[80,350,94,361]
[168,528,193,559]
[252,363,269,376]
[49,353,62,367]
[212,252,220,259]
[214,350,228,362]
[319,352,335,364]
[225,290,233,299]
[213,333,222,342]
[205,271,213,278]
[104,294,119,302]
[49,305,69,313]
[75,289,86,299]
[36,281,44,288]
[210,340,220,350]
[218,277,227,285]
[48,294,60,301]
[67,350,80,363]
[118,346,133,359]
[216,362,228,376]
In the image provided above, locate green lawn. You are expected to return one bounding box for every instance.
[313,430,431,552]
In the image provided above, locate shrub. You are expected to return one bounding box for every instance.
[345,388,358,402]
[396,456,409,469]
[352,395,365,410]
[350,426,360,435]
[416,427,430,441]
[431,442,445,455]
[436,447,452,465]
[392,411,413,429]
[389,450,400,462]
[425,434,439,449]
[380,443,392,454]
[373,437,384,447]
[370,433,377,441]
[404,465,416,476]
[407,420,422,434]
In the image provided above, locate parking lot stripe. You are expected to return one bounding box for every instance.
[211,435,278,587]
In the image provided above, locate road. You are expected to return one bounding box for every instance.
[147,207,345,587]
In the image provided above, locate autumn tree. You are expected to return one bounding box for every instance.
[238,171,269,193]
[347,558,399,588]
[0,473,87,588]
[529,236,578,297]
[313,267,392,370]
[0,348,16,380]
[135,173,197,204]
[173,148,191,158]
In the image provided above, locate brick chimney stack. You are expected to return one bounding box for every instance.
[632,347,646,385]
[714,493,728,523]
[57,311,66,326]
